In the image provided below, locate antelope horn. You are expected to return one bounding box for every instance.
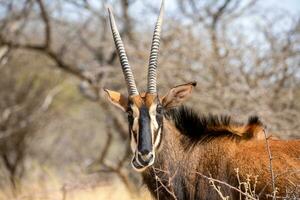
[107,7,139,96]
[147,0,164,94]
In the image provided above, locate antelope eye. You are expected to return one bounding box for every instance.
[156,105,163,114]
[127,109,133,116]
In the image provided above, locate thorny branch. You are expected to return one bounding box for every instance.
[196,172,257,200]
[152,166,178,200]
[262,129,277,199]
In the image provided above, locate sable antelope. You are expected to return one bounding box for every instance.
[104,2,300,199]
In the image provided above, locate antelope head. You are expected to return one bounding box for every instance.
[104,1,196,171]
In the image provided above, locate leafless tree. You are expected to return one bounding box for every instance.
[0,52,58,192]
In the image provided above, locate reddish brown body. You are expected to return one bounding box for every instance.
[142,117,300,200]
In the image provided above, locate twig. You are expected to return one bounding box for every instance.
[263,129,277,199]
[196,172,257,200]
[152,167,178,200]
[209,179,230,200]
[40,84,63,111]
[36,0,51,49]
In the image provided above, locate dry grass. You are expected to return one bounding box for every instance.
[0,177,152,200]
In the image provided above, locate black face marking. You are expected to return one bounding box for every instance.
[138,105,152,155]
[154,103,164,146]
[127,106,137,142]
[156,103,163,115]
[156,103,164,124]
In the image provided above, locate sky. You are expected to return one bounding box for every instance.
[130,0,300,27]
[266,0,300,15]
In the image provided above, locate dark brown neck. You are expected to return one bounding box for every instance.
[141,118,242,200]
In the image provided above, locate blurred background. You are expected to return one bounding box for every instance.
[0,0,299,199]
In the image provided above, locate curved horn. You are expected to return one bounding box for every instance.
[108,7,139,96]
[147,0,164,94]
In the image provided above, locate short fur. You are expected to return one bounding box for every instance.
[142,106,300,200]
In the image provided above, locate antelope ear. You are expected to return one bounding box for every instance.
[162,82,197,109]
[104,89,128,112]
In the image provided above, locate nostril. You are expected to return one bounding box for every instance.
[148,152,153,159]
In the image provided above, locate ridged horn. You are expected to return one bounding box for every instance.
[147,0,164,94]
[107,7,139,96]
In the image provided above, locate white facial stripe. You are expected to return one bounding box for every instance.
[130,104,140,153]
[132,104,139,142]
[131,104,139,118]
[130,131,137,152]
[132,117,139,132]
[154,128,161,148]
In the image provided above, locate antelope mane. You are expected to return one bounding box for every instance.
[165,106,265,147]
